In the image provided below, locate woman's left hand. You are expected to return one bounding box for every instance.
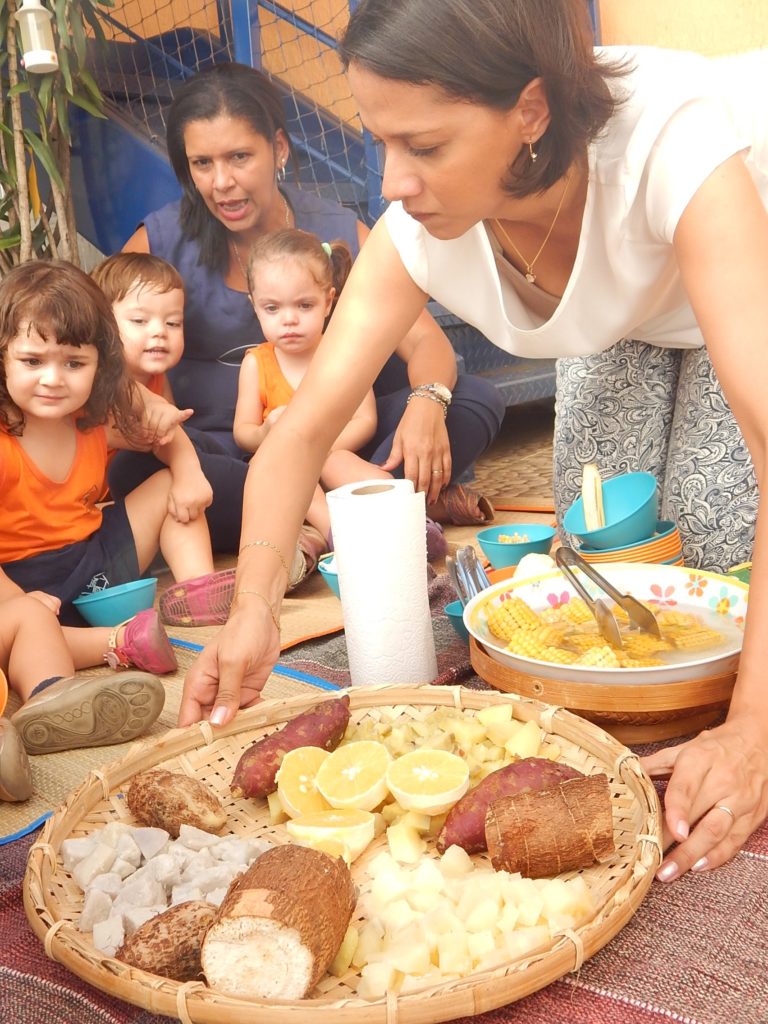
[380,396,452,503]
[642,711,768,880]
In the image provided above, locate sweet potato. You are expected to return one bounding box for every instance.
[231,695,350,799]
[436,757,582,854]
[116,900,216,980]
[126,769,227,838]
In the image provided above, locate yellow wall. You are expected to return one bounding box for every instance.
[599,0,768,54]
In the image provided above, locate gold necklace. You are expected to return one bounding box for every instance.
[493,174,571,285]
[230,193,293,285]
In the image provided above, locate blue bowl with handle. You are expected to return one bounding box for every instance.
[318,553,341,598]
[444,600,470,642]
[563,472,659,550]
[72,578,157,627]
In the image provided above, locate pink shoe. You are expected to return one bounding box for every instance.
[159,568,236,626]
[106,609,178,674]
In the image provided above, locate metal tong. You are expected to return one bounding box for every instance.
[555,546,661,649]
[446,546,492,606]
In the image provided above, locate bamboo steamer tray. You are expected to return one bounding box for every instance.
[23,684,662,1024]
[470,638,736,744]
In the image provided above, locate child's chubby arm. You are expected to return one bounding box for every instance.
[107,420,213,524]
[233,351,272,453]
[134,382,193,446]
[330,387,377,453]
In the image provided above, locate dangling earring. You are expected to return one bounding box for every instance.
[528,140,538,163]
[276,160,286,184]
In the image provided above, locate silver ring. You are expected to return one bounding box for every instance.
[715,804,736,822]
[432,469,442,475]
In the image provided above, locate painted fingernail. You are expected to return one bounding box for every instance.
[691,857,709,872]
[656,861,679,882]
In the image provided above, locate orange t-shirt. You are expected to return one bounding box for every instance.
[246,343,295,420]
[0,425,108,562]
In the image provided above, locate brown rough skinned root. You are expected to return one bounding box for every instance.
[201,844,355,1000]
[126,769,227,838]
[485,773,615,878]
[230,695,351,799]
[116,900,217,981]
[436,757,583,854]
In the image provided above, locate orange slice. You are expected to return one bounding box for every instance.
[316,740,392,811]
[285,808,376,861]
[275,746,332,818]
[386,749,470,815]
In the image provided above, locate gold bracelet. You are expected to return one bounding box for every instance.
[406,390,448,418]
[233,590,280,632]
[238,538,290,578]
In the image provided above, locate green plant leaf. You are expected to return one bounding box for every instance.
[7,81,30,99]
[80,3,107,48]
[71,10,87,65]
[22,128,65,191]
[0,234,22,252]
[54,90,71,140]
[33,72,55,115]
[69,91,106,119]
[57,37,74,95]
[54,0,69,48]
[78,68,103,106]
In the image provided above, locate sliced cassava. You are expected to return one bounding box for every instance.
[201,844,355,999]
[126,769,227,838]
[116,900,216,981]
[485,772,615,878]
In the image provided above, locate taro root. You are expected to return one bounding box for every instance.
[116,900,216,980]
[126,769,227,838]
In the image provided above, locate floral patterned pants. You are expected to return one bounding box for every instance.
[553,339,757,573]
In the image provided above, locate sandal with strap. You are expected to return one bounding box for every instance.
[427,484,495,527]
[288,523,330,592]
[106,609,178,674]
[159,568,236,627]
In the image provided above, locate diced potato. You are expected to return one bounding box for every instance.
[540,742,562,762]
[386,823,426,864]
[504,720,542,759]
[357,961,400,1000]
[437,931,471,976]
[380,801,406,824]
[381,898,420,932]
[329,924,359,977]
[504,925,551,962]
[496,902,520,934]
[383,924,432,975]
[422,904,464,944]
[448,717,486,751]
[485,721,523,748]
[463,897,501,933]
[477,704,514,728]
[406,886,442,914]
[352,920,385,969]
[370,864,410,909]
[439,844,474,878]
[399,810,431,833]
[467,928,497,964]
[266,790,287,825]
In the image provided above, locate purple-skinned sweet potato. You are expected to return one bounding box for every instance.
[231,695,351,799]
[436,757,583,854]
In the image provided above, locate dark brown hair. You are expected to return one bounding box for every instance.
[165,62,296,271]
[0,260,140,438]
[246,229,353,319]
[340,0,629,196]
[92,252,185,304]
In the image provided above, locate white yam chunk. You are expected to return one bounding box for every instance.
[86,872,124,898]
[130,826,169,861]
[210,837,250,865]
[122,905,165,936]
[171,882,203,906]
[242,838,271,861]
[189,864,240,897]
[181,849,215,879]
[113,873,166,911]
[111,856,139,880]
[79,889,114,932]
[92,914,125,957]
[73,844,118,889]
[61,835,99,873]
[177,824,221,850]
[99,821,133,847]
[115,833,142,868]
[147,853,181,887]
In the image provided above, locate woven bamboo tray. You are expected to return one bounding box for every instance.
[24,685,662,1024]
[470,638,736,743]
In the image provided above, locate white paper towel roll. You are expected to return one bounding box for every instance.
[326,479,437,687]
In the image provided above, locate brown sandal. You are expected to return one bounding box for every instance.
[427,484,495,527]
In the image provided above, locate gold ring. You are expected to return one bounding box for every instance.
[715,804,736,822]
[432,469,442,475]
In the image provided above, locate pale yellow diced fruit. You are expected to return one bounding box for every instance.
[485,720,523,748]
[467,929,497,964]
[351,919,385,969]
[477,704,514,727]
[386,822,427,864]
[399,810,432,833]
[512,889,545,928]
[422,904,464,945]
[357,962,400,1001]
[383,924,432,975]
[381,897,420,932]
[399,969,448,994]
[496,902,520,934]
[407,886,443,914]
[411,856,445,893]
[388,725,411,756]
[266,789,288,825]
[464,897,502,933]
[380,800,406,824]
[504,925,551,962]
[370,863,410,910]
[329,924,359,977]
[417,731,454,753]
[476,759,506,780]
[410,720,431,738]
[540,876,594,925]
[540,742,562,762]
[504,719,542,760]
[439,843,475,878]
[448,717,487,751]
[437,931,472,976]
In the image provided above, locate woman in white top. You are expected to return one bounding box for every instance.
[181,0,768,881]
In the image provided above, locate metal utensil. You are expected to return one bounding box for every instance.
[458,545,492,597]
[555,547,662,649]
[446,554,471,606]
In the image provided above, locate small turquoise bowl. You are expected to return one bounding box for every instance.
[563,471,659,551]
[476,523,557,569]
[444,600,470,642]
[72,578,157,627]
[317,554,340,598]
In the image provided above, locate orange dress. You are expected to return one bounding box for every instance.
[0,425,108,562]
[246,343,295,419]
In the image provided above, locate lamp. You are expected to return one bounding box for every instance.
[15,0,58,74]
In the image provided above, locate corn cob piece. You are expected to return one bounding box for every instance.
[504,629,580,663]
[555,598,595,626]
[656,610,699,628]
[575,645,622,668]
[616,653,664,668]
[665,626,723,650]
[486,597,542,640]
[564,632,608,653]
[622,634,673,658]
[581,463,606,531]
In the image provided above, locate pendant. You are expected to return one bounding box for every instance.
[525,271,536,284]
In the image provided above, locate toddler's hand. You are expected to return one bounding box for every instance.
[145,404,194,446]
[167,470,214,523]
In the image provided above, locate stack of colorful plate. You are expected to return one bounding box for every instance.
[577,519,683,565]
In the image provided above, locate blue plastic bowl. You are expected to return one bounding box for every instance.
[476,523,556,569]
[444,600,470,642]
[563,472,659,551]
[318,554,341,598]
[72,578,157,627]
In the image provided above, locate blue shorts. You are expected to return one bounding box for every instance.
[2,500,141,626]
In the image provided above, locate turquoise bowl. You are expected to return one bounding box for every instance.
[562,472,659,551]
[476,523,556,569]
[72,578,157,627]
[444,600,470,642]
[318,554,341,598]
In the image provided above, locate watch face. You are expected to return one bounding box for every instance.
[432,383,452,403]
